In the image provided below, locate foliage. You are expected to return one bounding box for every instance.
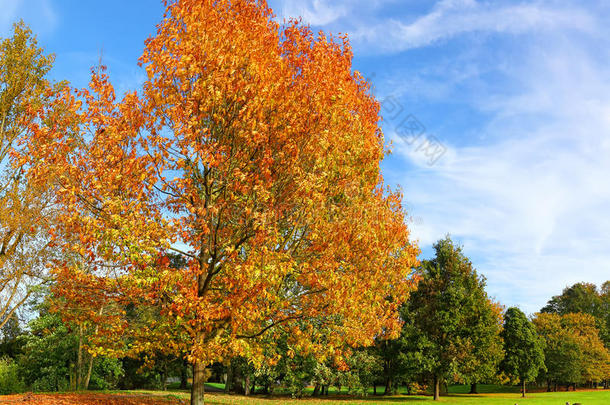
[499,307,545,396]
[17,306,124,392]
[0,357,25,394]
[24,1,419,404]
[542,282,610,346]
[542,282,602,316]
[18,310,76,391]
[0,314,23,358]
[0,21,57,332]
[399,236,503,400]
[533,312,610,386]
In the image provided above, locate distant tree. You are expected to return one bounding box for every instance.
[0,314,22,358]
[460,297,504,394]
[542,282,602,317]
[500,307,545,397]
[403,236,503,400]
[543,282,610,348]
[534,312,610,390]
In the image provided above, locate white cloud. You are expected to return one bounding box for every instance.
[278,0,348,26]
[387,18,610,313]
[352,0,595,54]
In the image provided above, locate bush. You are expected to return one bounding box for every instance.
[0,357,25,394]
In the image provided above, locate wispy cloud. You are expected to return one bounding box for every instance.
[0,0,58,37]
[386,11,610,312]
[278,0,349,26]
[352,0,595,54]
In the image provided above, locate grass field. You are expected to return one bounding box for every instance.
[2,386,609,404]
[123,387,610,405]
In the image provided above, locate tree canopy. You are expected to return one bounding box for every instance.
[23,1,419,404]
[399,236,503,400]
[500,307,545,397]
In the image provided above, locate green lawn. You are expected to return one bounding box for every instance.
[128,386,610,404]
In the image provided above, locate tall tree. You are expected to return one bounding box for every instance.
[25,1,420,404]
[402,236,503,400]
[0,21,57,330]
[500,307,545,397]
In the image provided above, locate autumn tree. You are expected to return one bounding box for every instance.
[543,282,610,346]
[25,1,419,404]
[401,236,502,400]
[500,307,545,397]
[533,312,610,390]
[0,22,58,330]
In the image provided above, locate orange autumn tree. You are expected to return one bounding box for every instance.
[26,1,419,403]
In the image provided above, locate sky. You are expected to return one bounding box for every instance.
[2,0,610,314]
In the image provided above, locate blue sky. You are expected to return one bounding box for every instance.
[3,0,610,314]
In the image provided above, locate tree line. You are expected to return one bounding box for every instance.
[3,236,610,399]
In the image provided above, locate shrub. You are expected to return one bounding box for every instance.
[0,357,25,394]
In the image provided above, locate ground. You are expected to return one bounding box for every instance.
[1,389,610,405]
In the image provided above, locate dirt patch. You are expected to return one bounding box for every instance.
[0,393,186,405]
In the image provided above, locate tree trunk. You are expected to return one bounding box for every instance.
[84,352,94,390]
[83,305,103,391]
[313,385,320,396]
[469,383,478,394]
[69,363,75,391]
[244,374,251,396]
[224,362,233,393]
[191,361,205,405]
[161,363,167,391]
[433,375,440,401]
[77,324,83,390]
[383,376,392,395]
[521,379,526,398]
[180,358,189,389]
[373,384,376,395]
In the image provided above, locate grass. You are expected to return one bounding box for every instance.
[4,387,610,405]
[120,386,610,405]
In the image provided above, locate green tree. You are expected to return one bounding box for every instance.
[0,314,22,358]
[17,300,123,392]
[403,236,503,400]
[542,283,602,316]
[500,307,545,397]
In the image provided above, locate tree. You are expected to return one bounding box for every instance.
[17,296,124,392]
[0,21,56,331]
[25,1,420,404]
[534,312,610,390]
[542,282,602,317]
[543,282,610,347]
[401,236,503,400]
[500,307,545,397]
